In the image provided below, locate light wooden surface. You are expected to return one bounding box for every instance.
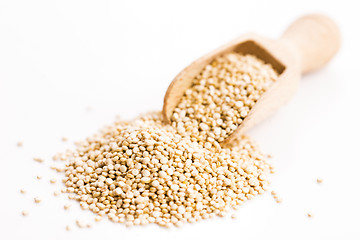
[281,14,341,74]
[162,14,340,146]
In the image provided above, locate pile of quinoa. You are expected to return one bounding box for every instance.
[57,53,278,227]
[171,53,278,145]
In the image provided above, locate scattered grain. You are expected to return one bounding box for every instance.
[22,210,29,216]
[76,219,86,228]
[33,157,44,163]
[64,204,71,210]
[270,190,282,203]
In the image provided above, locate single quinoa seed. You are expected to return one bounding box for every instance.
[307,213,313,218]
[62,137,68,142]
[20,189,26,194]
[33,157,44,163]
[17,141,23,147]
[316,178,323,184]
[34,197,42,204]
[22,210,29,216]
[64,204,71,210]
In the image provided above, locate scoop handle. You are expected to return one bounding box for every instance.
[281,14,340,74]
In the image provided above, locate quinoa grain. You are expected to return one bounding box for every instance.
[33,157,44,163]
[171,53,278,145]
[271,190,282,203]
[95,216,102,222]
[52,53,278,227]
[22,210,29,216]
[64,204,71,210]
[59,111,272,227]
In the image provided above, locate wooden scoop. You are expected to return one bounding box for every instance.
[163,14,340,146]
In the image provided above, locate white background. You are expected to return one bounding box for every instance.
[1,0,359,239]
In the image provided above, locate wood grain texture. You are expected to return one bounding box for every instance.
[281,14,341,74]
[162,14,340,146]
